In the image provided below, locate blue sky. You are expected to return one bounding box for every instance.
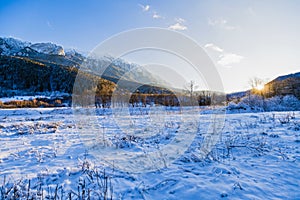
[1,0,300,92]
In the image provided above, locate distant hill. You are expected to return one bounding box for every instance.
[227,71,300,101]
[265,72,300,99]
[226,91,248,101]
[273,72,300,81]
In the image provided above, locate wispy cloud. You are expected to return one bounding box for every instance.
[168,23,187,31]
[47,21,54,30]
[208,18,237,30]
[175,17,185,23]
[152,12,162,19]
[205,43,244,67]
[217,53,244,66]
[204,43,224,53]
[168,18,187,31]
[139,4,150,12]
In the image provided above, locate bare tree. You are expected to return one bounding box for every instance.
[248,77,265,96]
[184,80,198,106]
[249,77,267,110]
[249,77,263,89]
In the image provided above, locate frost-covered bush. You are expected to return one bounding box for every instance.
[227,95,300,112]
[240,95,264,110]
[281,95,300,111]
[264,95,300,111]
[227,95,264,112]
[227,101,249,112]
[264,96,285,111]
[227,101,238,110]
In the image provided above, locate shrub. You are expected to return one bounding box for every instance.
[227,94,300,112]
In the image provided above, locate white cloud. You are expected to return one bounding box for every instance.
[208,18,237,30]
[204,43,224,53]
[168,17,187,31]
[217,53,244,66]
[139,4,150,12]
[153,12,162,19]
[175,17,185,23]
[205,43,244,67]
[168,22,187,31]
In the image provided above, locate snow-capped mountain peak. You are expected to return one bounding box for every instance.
[30,42,65,56]
[0,37,65,56]
[0,37,30,56]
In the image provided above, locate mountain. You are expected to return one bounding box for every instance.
[265,72,300,99]
[273,72,300,81]
[227,71,300,101]
[0,37,84,67]
[0,37,164,88]
[0,37,84,96]
[30,42,65,56]
[83,56,165,87]
[0,37,167,83]
[0,37,66,57]
[0,37,29,56]
[0,37,175,107]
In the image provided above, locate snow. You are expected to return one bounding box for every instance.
[0,37,29,56]
[0,96,48,103]
[65,48,88,57]
[0,93,71,103]
[274,71,300,81]
[0,37,65,56]
[0,107,299,199]
[226,95,300,113]
[30,42,65,56]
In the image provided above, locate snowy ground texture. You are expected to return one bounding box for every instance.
[0,107,299,199]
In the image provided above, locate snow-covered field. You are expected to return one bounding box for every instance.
[0,107,299,199]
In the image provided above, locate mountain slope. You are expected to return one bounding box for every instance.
[0,37,163,85]
[0,37,177,108]
[265,72,300,99]
[273,72,300,81]
[226,71,300,101]
[0,37,166,96]
[0,54,116,98]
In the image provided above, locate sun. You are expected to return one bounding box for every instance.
[255,84,264,91]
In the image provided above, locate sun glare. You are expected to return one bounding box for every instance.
[255,84,264,91]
